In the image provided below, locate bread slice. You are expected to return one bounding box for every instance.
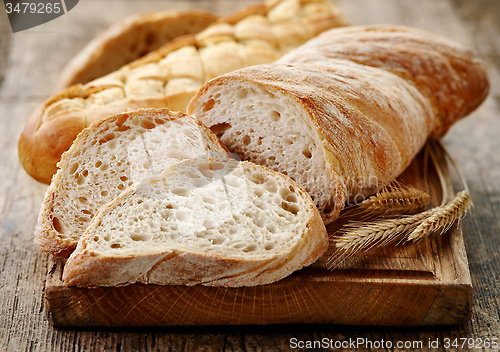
[35,108,227,257]
[59,10,218,87]
[62,158,328,287]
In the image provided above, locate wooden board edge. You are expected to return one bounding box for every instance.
[44,259,472,327]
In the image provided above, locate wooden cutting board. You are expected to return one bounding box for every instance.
[44,144,472,327]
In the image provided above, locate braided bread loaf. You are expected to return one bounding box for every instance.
[59,10,219,87]
[187,25,490,224]
[18,0,345,184]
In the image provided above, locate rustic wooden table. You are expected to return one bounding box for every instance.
[1,0,499,350]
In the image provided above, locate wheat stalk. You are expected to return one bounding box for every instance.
[407,190,473,242]
[328,190,471,269]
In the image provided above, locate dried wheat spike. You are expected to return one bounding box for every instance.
[334,210,434,254]
[357,182,431,216]
[407,190,473,242]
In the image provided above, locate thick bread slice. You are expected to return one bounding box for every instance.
[62,158,328,287]
[59,10,218,87]
[35,108,227,257]
[19,0,346,184]
[187,25,490,224]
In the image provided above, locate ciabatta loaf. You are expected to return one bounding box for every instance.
[62,158,328,287]
[60,10,218,87]
[19,0,346,184]
[187,25,490,224]
[35,108,227,257]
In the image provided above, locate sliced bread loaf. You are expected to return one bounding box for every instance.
[62,157,328,287]
[187,25,489,225]
[35,108,227,257]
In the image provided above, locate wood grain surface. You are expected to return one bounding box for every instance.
[1,0,499,351]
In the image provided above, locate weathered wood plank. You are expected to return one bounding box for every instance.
[439,0,500,343]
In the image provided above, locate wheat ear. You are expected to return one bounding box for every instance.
[329,190,471,269]
[333,210,432,253]
[403,141,473,242]
[328,173,431,269]
[357,182,431,215]
[326,210,433,269]
[407,190,472,242]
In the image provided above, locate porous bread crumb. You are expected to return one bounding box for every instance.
[35,108,226,257]
[62,158,328,287]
